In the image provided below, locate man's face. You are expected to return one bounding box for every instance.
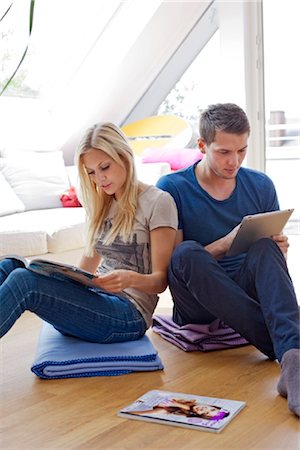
[200,130,249,180]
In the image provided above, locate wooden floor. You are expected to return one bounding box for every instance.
[1,233,300,449]
[1,310,299,450]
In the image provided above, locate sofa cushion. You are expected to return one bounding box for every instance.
[0,230,48,256]
[141,147,203,170]
[45,208,86,253]
[134,156,171,184]
[0,173,25,217]
[0,208,86,256]
[0,151,70,211]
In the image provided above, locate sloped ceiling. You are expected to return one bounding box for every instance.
[92,1,213,125]
[58,1,212,161]
[0,0,213,160]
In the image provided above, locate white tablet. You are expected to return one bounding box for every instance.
[226,208,294,257]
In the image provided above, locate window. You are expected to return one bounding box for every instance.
[157,30,220,134]
[0,0,162,152]
[263,0,300,227]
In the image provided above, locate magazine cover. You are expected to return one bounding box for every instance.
[0,255,96,287]
[29,259,96,286]
[118,390,246,433]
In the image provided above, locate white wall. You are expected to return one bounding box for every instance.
[0,1,212,164]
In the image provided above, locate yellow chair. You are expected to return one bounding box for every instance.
[121,115,193,156]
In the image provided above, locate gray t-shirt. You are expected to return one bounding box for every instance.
[95,185,178,327]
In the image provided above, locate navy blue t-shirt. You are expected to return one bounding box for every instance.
[157,162,279,273]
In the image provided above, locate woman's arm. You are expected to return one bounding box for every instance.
[175,229,183,246]
[79,253,101,274]
[92,226,176,294]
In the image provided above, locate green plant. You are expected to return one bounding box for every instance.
[0,0,35,96]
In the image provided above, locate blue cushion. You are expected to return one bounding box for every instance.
[31,321,163,379]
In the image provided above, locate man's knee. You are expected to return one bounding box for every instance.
[171,240,211,271]
[249,237,282,257]
[246,237,287,273]
[173,240,202,258]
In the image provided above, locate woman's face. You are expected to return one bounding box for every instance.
[193,404,220,418]
[83,148,127,200]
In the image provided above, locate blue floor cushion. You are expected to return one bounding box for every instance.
[31,321,163,379]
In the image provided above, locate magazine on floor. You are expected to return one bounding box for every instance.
[0,255,96,287]
[118,389,246,433]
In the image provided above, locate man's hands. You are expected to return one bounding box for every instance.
[221,224,241,253]
[272,233,289,257]
[205,223,241,260]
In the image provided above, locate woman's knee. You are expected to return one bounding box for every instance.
[7,267,36,291]
[0,258,25,278]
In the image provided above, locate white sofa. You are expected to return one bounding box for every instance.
[0,150,170,263]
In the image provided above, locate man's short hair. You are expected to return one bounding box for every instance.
[199,103,250,145]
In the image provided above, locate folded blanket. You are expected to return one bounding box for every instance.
[31,322,163,379]
[152,315,248,352]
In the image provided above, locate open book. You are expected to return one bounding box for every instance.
[118,389,246,433]
[0,255,96,287]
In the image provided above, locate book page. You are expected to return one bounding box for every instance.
[28,259,96,287]
[0,254,28,267]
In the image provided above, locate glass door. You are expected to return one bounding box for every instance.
[263,0,300,232]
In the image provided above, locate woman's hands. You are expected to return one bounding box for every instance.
[92,227,177,295]
[80,226,177,295]
[93,270,133,293]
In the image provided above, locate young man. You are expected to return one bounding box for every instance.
[157,103,299,417]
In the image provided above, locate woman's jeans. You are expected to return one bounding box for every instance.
[0,259,147,343]
[168,238,300,361]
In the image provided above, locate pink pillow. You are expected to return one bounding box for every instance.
[60,186,82,207]
[141,147,203,170]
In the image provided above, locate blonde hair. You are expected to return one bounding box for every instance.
[75,122,139,255]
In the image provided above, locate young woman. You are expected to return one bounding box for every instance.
[130,398,230,421]
[0,123,178,343]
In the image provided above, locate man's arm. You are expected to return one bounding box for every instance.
[205,224,241,260]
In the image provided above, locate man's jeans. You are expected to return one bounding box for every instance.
[0,259,147,342]
[168,238,300,361]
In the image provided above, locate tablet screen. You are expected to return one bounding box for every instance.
[226,209,294,257]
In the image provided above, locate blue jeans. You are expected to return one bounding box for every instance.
[168,238,300,361]
[0,259,147,342]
